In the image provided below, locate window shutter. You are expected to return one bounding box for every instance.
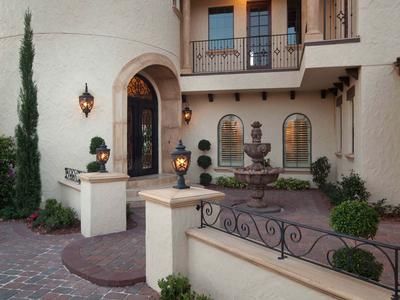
[219,115,243,167]
[284,114,311,168]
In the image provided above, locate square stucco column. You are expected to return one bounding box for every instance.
[80,172,129,237]
[139,187,225,291]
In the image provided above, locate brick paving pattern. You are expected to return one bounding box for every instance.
[0,208,157,300]
[62,209,146,287]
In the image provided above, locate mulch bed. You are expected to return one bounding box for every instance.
[29,222,81,235]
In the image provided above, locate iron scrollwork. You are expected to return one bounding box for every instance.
[64,168,83,184]
[198,200,400,300]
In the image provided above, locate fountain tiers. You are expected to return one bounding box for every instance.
[234,121,283,211]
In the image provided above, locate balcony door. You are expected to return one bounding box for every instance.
[247,1,271,69]
[127,75,158,177]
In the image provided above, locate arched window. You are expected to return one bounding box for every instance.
[218,114,244,167]
[283,113,311,168]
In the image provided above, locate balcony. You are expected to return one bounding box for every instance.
[191,33,302,74]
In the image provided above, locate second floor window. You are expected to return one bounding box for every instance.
[287,0,301,44]
[209,6,234,50]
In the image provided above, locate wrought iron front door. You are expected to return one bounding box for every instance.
[127,75,158,177]
[247,1,271,69]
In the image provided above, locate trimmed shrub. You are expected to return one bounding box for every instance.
[200,173,212,186]
[89,136,105,155]
[198,139,211,151]
[86,161,100,172]
[158,274,191,300]
[0,136,16,210]
[33,199,77,231]
[332,247,383,281]
[216,176,247,189]
[340,171,370,201]
[330,200,379,239]
[197,155,212,169]
[158,274,212,300]
[311,156,331,187]
[274,178,310,191]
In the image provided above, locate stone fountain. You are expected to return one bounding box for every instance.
[234,121,283,212]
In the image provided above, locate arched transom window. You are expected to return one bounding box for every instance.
[218,114,244,167]
[127,76,152,99]
[283,113,311,168]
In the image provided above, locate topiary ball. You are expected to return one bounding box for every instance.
[198,139,211,151]
[330,200,379,239]
[90,136,105,155]
[332,247,383,281]
[197,155,212,169]
[200,173,212,186]
[86,161,100,172]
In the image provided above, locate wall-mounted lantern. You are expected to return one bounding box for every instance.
[171,140,191,189]
[96,142,110,172]
[79,83,94,118]
[182,106,192,125]
[394,57,400,75]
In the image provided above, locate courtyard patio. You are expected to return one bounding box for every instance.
[0,187,399,299]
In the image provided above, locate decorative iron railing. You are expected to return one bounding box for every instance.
[197,200,399,300]
[191,33,301,74]
[324,0,356,40]
[64,168,83,184]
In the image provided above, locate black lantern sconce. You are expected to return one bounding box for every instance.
[96,142,110,173]
[182,95,192,125]
[171,140,191,189]
[182,106,192,125]
[79,83,94,118]
[394,57,400,76]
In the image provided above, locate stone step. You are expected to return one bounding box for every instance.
[126,173,176,189]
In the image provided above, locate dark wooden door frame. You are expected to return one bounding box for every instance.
[127,75,158,177]
[246,0,272,70]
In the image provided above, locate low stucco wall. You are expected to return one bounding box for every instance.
[186,228,391,300]
[58,180,81,219]
[187,236,334,300]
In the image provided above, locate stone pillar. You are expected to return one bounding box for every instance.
[139,187,224,291]
[305,0,323,42]
[80,172,129,237]
[182,0,191,73]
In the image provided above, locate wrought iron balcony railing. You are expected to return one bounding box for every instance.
[197,200,400,300]
[191,33,301,74]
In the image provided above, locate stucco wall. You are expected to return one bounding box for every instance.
[59,181,81,219]
[182,91,336,184]
[188,235,334,300]
[0,0,180,200]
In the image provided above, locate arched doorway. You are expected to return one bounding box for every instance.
[127,75,158,177]
[112,53,181,175]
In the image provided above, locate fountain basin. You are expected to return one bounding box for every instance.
[234,167,282,186]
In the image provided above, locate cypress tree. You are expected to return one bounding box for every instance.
[15,10,41,215]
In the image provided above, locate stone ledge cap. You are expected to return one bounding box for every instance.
[186,228,391,300]
[80,172,129,184]
[139,187,225,208]
[58,179,81,192]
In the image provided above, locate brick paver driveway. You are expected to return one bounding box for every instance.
[0,209,156,300]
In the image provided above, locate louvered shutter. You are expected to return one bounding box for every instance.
[219,115,244,167]
[284,114,311,168]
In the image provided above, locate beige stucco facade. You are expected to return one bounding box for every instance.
[0,0,399,205]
